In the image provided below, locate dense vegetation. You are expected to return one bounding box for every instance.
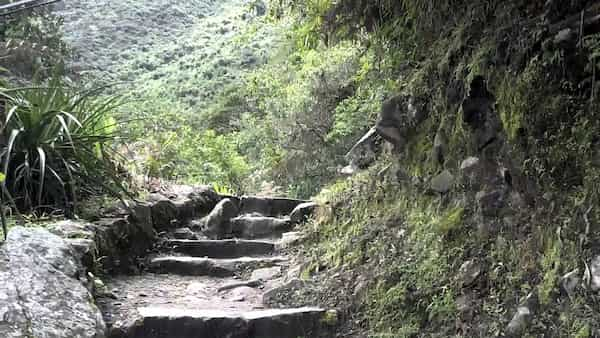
[0,9,129,229]
[2,0,600,336]
[276,0,600,337]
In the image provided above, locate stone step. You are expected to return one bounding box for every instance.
[109,306,333,338]
[148,256,287,276]
[224,195,309,217]
[230,215,293,239]
[165,239,276,258]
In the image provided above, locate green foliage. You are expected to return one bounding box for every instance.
[226,42,368,196]
[0,77,127,212]
[574,324,591,338]
[539,235,561,305]
[140,128,250,193]
[436,206,464,235]
[0,11,69,78]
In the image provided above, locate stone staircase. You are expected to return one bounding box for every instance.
[99,195,332,338]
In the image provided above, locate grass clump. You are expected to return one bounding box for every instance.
[0,76,128,214]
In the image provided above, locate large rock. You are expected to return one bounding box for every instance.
[201,198,239,239]
[0,227,106,338]
[49,217,156,274]
[148,186,221,231]
[168,185,221,220]
[430,170,455,194]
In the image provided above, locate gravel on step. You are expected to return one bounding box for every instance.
[97,273,284,328]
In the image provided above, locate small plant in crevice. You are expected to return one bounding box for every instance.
[0,76,130,215]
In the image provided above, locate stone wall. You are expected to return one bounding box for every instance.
[0,185,221,338]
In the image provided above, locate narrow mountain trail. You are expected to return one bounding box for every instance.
[53,2,335,336]
[97,195,334,337]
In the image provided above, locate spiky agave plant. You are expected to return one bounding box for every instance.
[0,76,130,216]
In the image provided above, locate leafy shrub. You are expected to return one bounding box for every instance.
[0,10,69,79]
[139,128,250,193]
[0,77,127,213]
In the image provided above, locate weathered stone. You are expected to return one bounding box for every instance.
[506,292,538,337]
[172,227,198,240]
[201,198,239,239]
[262,279,305,306]
[148,256,236,277]
[251,266,282,281]
[431,170,455,194]
[48,220,99,271]
[172,185,221,220]
[340,163,358,175]
[93,217,155,273]
[560,269,581,298]
[148,256,286,276]
[230,216,292,239]
[239,196,307,217]
[459,259,482,287]
[506,306,532,337]
[148,195,178,231]
[345,127,381,170]
[129,202,155,238]
[289,201,318,224]
[277,231,304,249]
[109,307,330,338]
[460,156,480,174]
[166,239,275,258]
[0,227,106,338]
[590,256,600,292]
[48,219,97,239]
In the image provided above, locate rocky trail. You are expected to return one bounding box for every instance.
[97,192,333,338]
[0,186,336,337]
